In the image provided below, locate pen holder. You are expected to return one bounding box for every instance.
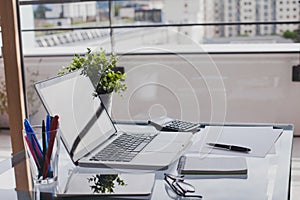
[23,126,60,185]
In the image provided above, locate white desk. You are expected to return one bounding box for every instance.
[0,123,293,200]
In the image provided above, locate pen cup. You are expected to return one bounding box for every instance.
[23,125,60,185]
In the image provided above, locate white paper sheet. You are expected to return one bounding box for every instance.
[189,126,283,157]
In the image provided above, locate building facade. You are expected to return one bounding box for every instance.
[204,0,299,38]
[164,0,205,43]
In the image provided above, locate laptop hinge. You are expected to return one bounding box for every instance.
[70,105,105,159]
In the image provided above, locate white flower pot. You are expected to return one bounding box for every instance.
[99,93,113,116]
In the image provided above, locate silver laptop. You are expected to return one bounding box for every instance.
[35,70,192,170]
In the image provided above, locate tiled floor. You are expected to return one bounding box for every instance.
[0,130,300,199]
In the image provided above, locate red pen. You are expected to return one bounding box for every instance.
[25,135,41,170]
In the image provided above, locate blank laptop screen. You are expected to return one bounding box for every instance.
[35,70,116,161]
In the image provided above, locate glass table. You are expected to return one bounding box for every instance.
[0,123,293,200]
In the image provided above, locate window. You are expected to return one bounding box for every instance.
[16,0,299,45]
[7,0,298,121]
[1,0,292,135]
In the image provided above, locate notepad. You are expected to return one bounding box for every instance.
[190,126,283,157]
[177,156,247,178]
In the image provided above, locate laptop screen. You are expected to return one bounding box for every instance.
[35,70,116,162]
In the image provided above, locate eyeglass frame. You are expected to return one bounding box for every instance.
[164,173,202,199]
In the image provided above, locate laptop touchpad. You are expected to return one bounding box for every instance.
[144,141,187,153]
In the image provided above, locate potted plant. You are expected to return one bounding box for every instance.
[59,48,126,114]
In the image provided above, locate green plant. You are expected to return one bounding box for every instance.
[0,80,8,115]
[87,174,126,194]
[59,48,126,96]
[282,30,300,42]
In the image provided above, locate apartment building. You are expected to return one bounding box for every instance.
[205,0,299,38]
[164,0,205,43]
[276,0,300,34]
[204,0,224,37]
[45,2,97,23]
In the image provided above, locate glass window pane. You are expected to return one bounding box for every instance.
[33,29,111,49]
[20,2,109,30]
[19,0,300,53]
[24,56,72,122]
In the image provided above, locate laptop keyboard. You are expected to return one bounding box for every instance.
[90,133,157,162]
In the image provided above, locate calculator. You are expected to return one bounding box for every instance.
[149,119,200,132]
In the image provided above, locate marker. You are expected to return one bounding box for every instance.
[207,143,251,153]
[42,115,59,179]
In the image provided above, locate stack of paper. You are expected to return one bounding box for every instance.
[190,126,283,157]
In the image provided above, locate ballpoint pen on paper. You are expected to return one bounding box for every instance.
[207,143,251,153]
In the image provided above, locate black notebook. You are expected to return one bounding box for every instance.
[177,156,247,178]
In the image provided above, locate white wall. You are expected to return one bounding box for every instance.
[2,52,298,134]
[112,54,300,136]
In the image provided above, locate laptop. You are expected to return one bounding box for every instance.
[35,70,193,170]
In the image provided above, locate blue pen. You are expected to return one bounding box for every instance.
[46,115,53,176]
[24,119,34,134]
[24,119,44,176]
[24,119,34,146]
[24,119,43,159]
[46,115,51,148]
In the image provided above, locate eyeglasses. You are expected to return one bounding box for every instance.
[164,173,202,199]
